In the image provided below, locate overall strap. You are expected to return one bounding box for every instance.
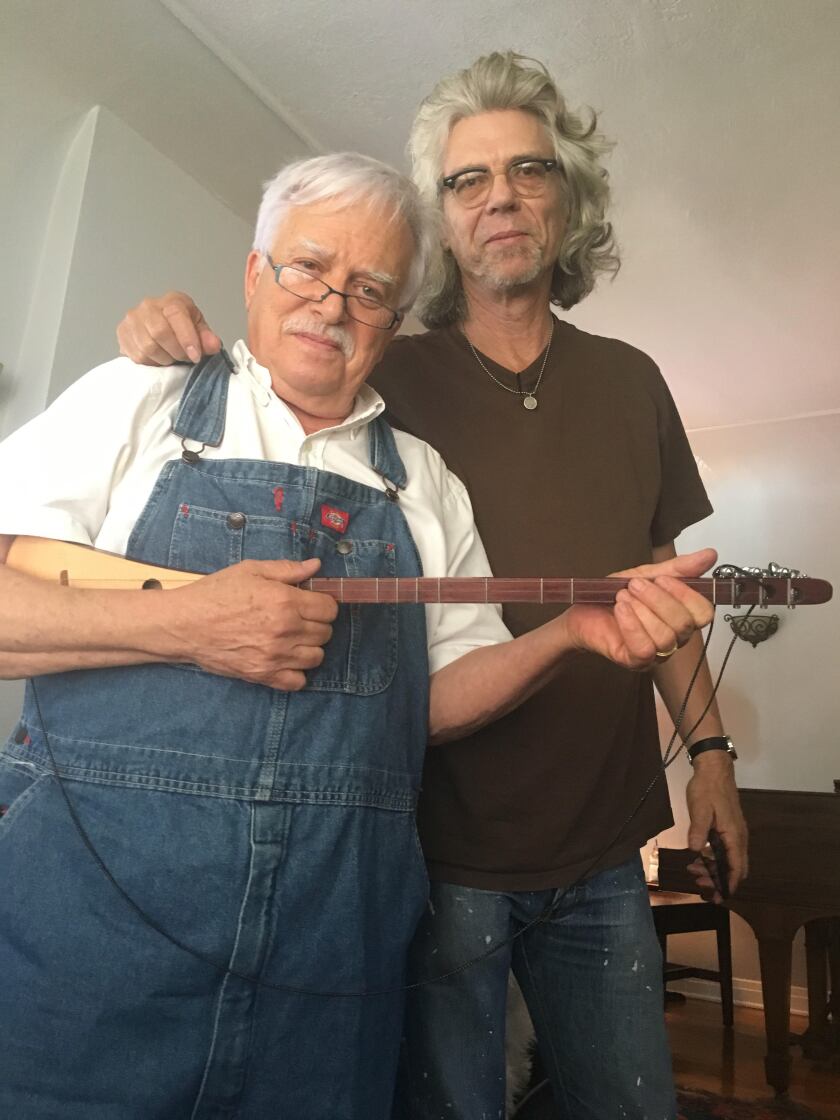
[367,415,408,494]
[172,350,236,447]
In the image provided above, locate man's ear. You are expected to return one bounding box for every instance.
[244,250,263,309]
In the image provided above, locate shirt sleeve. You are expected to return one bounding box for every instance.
[0,358,180,544]
[424,467,513,675]
[649,373,714,547]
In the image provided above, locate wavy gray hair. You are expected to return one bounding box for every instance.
[408,52,620,327]
[253,152,435,309]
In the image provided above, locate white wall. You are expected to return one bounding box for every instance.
[649,412,840,995]
[47,105,252,403]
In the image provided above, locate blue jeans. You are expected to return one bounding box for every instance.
[395,856,675,1120]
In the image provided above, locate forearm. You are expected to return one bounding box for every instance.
[0,565,185,677]
[653,611,746,884]
[651,630,723,747]
[428,615,578,744]
[0,647,160,679]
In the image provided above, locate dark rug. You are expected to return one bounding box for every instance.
[511,1080,830,1119]
[676,1087,830,1119]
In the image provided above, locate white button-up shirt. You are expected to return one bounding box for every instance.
[0,340,511,672]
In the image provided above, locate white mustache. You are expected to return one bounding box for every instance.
[282,315,355,358]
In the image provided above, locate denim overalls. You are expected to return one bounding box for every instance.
[0,355,430,1119]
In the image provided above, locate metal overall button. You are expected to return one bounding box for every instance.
[381,476,400,502]
[226,512,247,530]
[336,540,353,555]
[180,438,206,463]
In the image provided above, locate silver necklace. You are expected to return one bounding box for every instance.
[467,318,555,411]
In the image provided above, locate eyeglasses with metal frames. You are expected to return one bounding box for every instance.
[264,254,402,330]
[440,158,559,209]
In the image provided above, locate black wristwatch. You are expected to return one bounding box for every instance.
[687,734,738,764]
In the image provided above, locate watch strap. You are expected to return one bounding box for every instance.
[687,735,737,763]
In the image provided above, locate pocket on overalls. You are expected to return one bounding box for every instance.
[0,751,50,845]
[167,502,268,573]
[168,503,400,694]
[302,532,399,694]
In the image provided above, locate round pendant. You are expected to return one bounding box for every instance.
[523,394,538,411]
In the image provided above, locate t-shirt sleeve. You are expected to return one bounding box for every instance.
[650,373,713,547]
[0,358,177,544]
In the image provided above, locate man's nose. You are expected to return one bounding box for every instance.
[484,170,519,213]
[316,290,348,324]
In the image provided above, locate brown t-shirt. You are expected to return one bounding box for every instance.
[369,319,713,890]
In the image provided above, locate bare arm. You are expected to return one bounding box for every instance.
[0,535,337,690]
[650,540,748,896]
[429,548,716,744]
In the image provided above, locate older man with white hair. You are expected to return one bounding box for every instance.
[0,152,715,1119]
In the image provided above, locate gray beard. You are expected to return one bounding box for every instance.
[472,243,546,292]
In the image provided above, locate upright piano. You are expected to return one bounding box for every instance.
[728,788,840,1094]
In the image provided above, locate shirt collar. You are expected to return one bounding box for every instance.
[230,339,385,438]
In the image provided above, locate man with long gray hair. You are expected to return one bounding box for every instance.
[118,53,746,1120]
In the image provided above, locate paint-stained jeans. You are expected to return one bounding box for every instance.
[395,856,676,1120]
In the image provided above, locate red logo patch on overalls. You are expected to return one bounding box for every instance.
[272,487,284,511]
[320,504,350,533]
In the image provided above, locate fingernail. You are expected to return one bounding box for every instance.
[187,346,200,362]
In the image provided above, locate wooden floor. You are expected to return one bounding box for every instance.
[666,997,840,1118]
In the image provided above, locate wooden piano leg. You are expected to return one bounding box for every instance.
[756,932,794,1095]
[716,913,734,1028]
[802,919,832,1059]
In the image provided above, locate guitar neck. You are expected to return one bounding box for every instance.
[5,537,832,606]
[299,575,831,607]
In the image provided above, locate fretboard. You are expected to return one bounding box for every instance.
[297,576,832,607]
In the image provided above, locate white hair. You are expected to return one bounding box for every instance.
[408,51,620,327]
[252,152,435,309]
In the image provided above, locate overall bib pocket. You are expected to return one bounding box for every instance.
[167,503,399,694]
